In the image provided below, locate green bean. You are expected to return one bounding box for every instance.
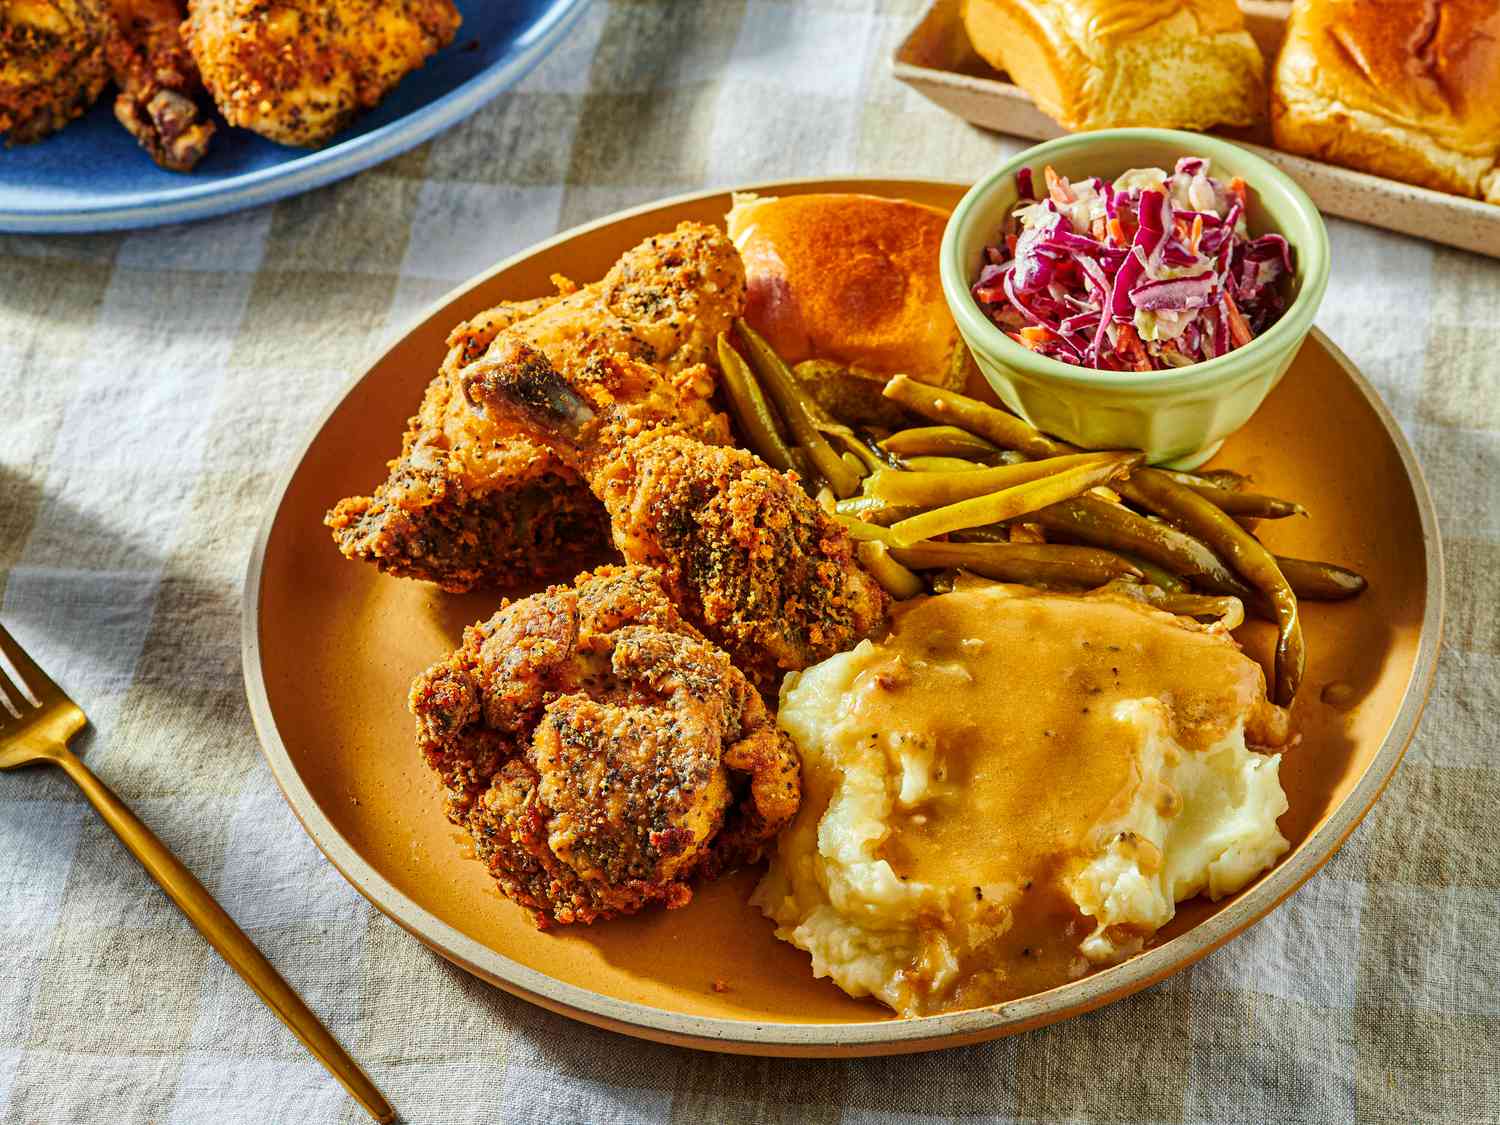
[1106,582,1246,628]
[866,452,1122,506]
[856,541,925,599]
[1275,556,1368,601]
[835,514,894,543]
[1030,495,1258,604]
[888,454,1143,547]
[788,447,819,487]
[882,375,1070,459]
[947,525,1011,543]
[1122,467,1303,705]
[888,542,1143,589]
[716,334,796,474]
[880,426,1003,459]
[736,320,863,499]
[823,428,885,474]
[904,455,990,472]
[1166,468,1251,491]
[834,496,922,526]
[1174,480,1306,518]
[1155,594,1245,626]
[1116,552,1189,592]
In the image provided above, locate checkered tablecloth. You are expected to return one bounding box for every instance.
[2,2,1497,1122]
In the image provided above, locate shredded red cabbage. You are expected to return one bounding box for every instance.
[971,158,1293,371]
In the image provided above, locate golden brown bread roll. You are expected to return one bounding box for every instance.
[960,0,1266,132]
[725,192,972,424]
[1271,0,1500,203]
[726,192,959,379]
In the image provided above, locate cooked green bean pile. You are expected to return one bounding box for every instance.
[713,330,1367,709]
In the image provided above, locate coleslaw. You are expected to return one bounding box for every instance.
[971,159,1293,371]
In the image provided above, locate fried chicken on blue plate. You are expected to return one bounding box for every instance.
[183,0,461,148]
[0,0,111,143]
[106,0,214,170]
[410,565,800,928]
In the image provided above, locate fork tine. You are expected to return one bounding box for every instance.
[0,670,21,720]
[0,620,60,707]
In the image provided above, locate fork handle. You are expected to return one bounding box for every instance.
[52,747,395,1124]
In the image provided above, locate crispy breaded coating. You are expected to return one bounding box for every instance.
[0,0,111,143]
[458,227,890,690]
[328,223,741,592]
[410,566,800,928]
[183,0,460,148]
[328,290,607,592]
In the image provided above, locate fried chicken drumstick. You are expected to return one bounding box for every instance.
[327,223,741,592]
[458,229,890,693]
[411,566,801,928]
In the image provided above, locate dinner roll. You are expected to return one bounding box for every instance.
[960,0,1266,132]
[1271,0,1500,203]
[726,192,963,380]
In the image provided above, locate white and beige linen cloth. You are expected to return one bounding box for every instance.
[1,2,1497,1121]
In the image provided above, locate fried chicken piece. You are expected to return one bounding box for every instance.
[183,0,460,148]
[411,565,801,928]
[327,291,610,592]
[0,0,110,143]
[104,0,213,169]
[460,346,891,693]
[328,223,740,592]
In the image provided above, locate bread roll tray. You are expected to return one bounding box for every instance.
[894,0,1500,259]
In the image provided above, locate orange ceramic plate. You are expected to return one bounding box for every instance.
[242,180,1442,1057]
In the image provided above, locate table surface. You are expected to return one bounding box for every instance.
[1,2,1496,1122]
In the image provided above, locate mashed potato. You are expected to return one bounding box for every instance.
[752,584,1291,1017]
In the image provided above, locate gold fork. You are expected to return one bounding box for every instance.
[0,621,395,1123]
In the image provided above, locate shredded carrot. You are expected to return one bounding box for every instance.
[1222,292,1253,347]
[1020,326,1053,345]
[1005,330,1035,350]
[1228,177,1248,209]
[1005,232,1019,255]
[1189,214,1204,254]
[1173,216,1193,242]
[1107,218,1126,245]
[1115,323,1154,371]
[1091,216,1107,241]
[1044,165,1074,205]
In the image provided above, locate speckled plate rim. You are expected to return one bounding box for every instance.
[241,178,1444,1056]
[0,0,592,234]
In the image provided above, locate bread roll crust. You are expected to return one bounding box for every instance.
[1272,0,1500,202]
[960,0,1265,131]
[725,192,961,382]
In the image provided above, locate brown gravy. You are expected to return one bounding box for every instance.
[845,585,1273,1011]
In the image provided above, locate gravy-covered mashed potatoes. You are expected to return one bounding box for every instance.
[752,584,1291,1016]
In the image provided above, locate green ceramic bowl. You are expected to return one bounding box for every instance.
[941,128,1330,467]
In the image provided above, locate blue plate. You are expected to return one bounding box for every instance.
[0,0,591,233]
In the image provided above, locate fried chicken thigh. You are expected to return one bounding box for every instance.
[328,223,740,592]
[411,566,800,928]
[183,0,460,147]
[0,0,111,143]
